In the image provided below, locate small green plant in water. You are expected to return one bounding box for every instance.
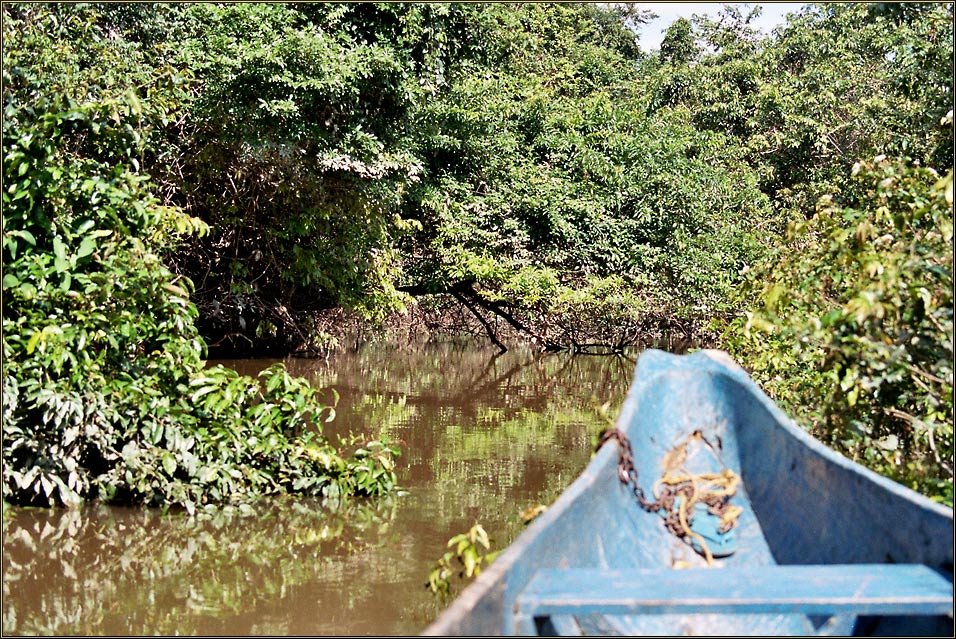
[426,523,501,603]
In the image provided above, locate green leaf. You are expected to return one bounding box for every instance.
[474,524,490,549]
[76,237,96,259]
[161,454,177,476]
[190,386,218,403]
[53,237,69,273]
[463,546,477,577]
[25,331,42,355]
[266,370,284,393]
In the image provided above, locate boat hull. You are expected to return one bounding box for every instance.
[423,350,954,636]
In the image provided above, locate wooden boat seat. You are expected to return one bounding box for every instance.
[514,564,954,635]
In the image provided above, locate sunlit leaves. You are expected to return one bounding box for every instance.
[728,159,953,505]
[2,3,400,509]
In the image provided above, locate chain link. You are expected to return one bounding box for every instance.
[598,427,660,512]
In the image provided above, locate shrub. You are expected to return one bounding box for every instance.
[2,3,398,510]
[727,158,953,504]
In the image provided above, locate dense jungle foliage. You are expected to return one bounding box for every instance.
[2,2,953,507]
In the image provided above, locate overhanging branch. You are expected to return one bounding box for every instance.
[450,289,507,352]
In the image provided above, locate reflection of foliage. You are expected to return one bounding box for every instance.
[304,344,635,507]
[1,496,398,635]
[4,343,636,635]
[426,523,500,603]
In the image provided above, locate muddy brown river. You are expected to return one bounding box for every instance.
[2,340,642,635]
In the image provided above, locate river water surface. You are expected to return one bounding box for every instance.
[2,340,640,635]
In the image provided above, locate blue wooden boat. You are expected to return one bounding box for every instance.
[423,349,954,636]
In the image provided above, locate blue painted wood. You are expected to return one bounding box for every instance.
[422,350,955,637]
[515,565,953,621]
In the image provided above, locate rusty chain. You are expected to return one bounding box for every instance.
[598,427,660,512]
[597,427,741,558]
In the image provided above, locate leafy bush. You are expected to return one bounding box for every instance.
[726,158,953,504]
[2,3,398,509]
[399,5,769,347]
[653,3,953,504]
[153,3,425,352]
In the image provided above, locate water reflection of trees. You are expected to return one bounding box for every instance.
[219,342,638,426]
[286,342,640,515]
[300,343,638,555]
[305,343,635,412]
[216,343,639,530]
[4,342,645,635]
[2,497,398,635]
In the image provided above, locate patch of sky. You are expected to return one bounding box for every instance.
[635,2,808,51]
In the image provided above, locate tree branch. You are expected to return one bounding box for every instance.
[450,289,507,352]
